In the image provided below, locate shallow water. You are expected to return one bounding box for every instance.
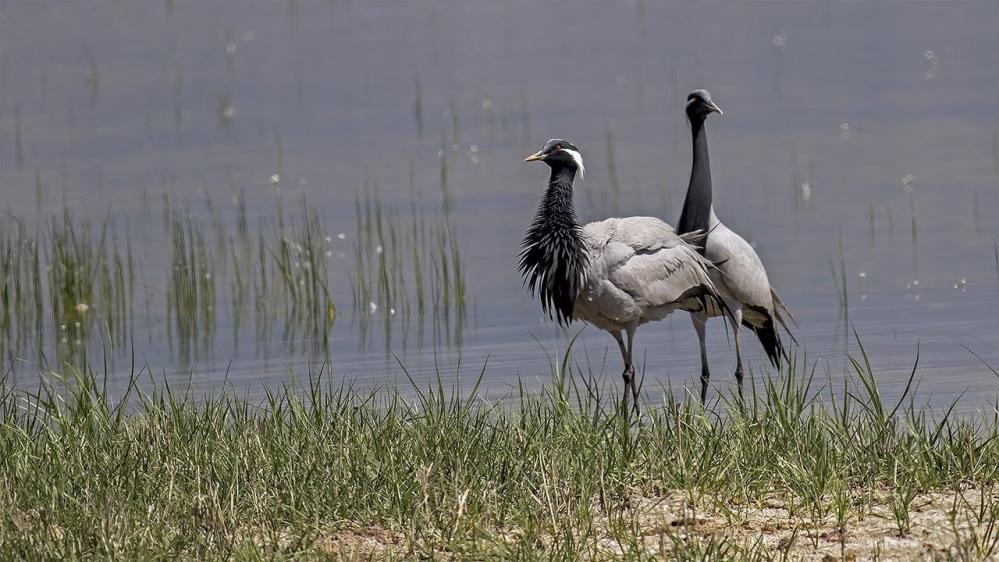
[1,1,997,409]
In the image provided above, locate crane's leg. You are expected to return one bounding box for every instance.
[692,313,710,404]
[626,326,639,415]
[730,307,745,401]
[612,330,635,417]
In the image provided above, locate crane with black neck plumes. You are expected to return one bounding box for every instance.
[677,90,796,404]
[520,138,729,415]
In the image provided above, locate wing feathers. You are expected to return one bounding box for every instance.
[597,223,724,313]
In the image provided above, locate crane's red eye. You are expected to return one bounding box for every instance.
[553,144,562,151]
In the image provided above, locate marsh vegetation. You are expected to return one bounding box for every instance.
[0,190,467,369]
[0,344,997,559]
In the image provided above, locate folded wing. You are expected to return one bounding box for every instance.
[584,217,720,313]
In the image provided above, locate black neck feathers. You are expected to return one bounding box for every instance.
[677,118,712,240]
[519,166,587,326]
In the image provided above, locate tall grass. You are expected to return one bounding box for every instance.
[0,344,996,559]
[46,212,133,347]
[2,190,465,365]
[351,189,467,351]
[166,209,216,363]
[0,216,43,361]
[253,198,335,352]
[0,212,134,365]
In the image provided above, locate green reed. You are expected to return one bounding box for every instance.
[0,342,996,559]
[351,188,467,351]
[0,216,43,362]
[165,209,216,362]
[255,198,335,350]
[0,212,136,365]
[3,187,465,366]
[46,212,133,362]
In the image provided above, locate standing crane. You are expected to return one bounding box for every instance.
[520,138,728,414]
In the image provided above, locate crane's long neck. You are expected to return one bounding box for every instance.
[677,118,713,237]
[519,166,587,326]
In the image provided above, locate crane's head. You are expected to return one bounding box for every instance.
[524,139,585,178]
[686,89,723,120]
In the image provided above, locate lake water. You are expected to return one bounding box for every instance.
[1,1,997,410]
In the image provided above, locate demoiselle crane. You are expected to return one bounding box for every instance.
[520,139,728,414]
[676,90,795,403]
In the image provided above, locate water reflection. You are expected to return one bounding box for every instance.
[0,1,996,408]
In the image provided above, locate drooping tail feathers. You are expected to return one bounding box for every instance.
[770,287,798,345]
[745,315,786,369]
[744,287,796,369]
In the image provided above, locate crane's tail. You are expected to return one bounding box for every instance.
[770,287,798,345]
[744,287,797,370]
[745,313,787,369]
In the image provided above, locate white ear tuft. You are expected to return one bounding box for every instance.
[562,148,585,180]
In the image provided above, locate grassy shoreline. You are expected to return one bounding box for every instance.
[1,349,998,560]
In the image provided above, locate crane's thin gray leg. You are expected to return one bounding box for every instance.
[626,326,639,415]
[692,313,709,404]
[612,330,634,417]
[730,307,744,401]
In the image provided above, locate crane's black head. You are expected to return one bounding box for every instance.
[686,89,723,121]
[524,139,585,178]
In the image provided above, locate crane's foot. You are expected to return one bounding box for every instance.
[622,364,637,419]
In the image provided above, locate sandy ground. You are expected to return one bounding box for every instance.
[595,487,998,561]
[316,487,999,560]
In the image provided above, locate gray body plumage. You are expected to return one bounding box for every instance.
[699,210,780,325]
[520,138,724,414]
[572,217,718,331]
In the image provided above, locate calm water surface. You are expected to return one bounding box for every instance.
[1,2,997,409]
